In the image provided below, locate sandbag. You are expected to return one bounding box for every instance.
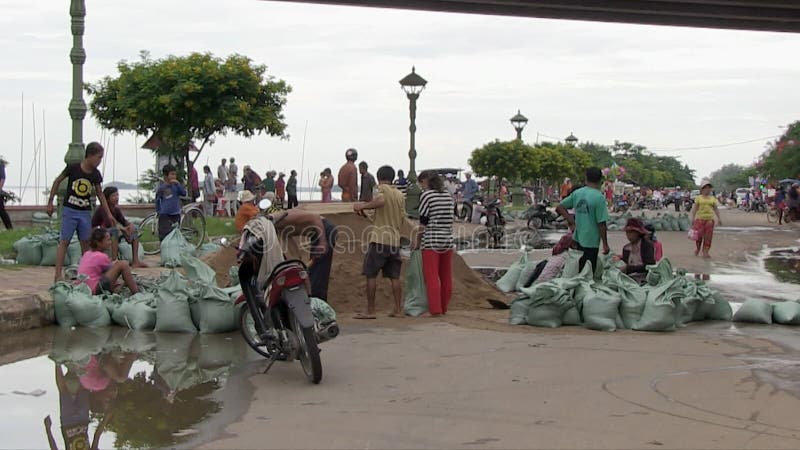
[49,327,112,366]
[677,215,690,232]
[562,306,582,325]
[509,296,534,325]
[189,285,237,334]
[560,249,583,279]
[40,238,59,266]
[13,236,43,265]
[118,241,145,263]
[112,293,157,330]
[771,301,800,325]
[181,254,217,285]
[697,293,733,321]
[403,250,428,316]
[228,266,240,287]
[198,243,221,256]
[160,227,196,268]
[583,291,622,331]
[67,239,82,266]
[516,259,541,292]
[311,297,337,324]
[733,299,773,324]
[604,269,646,329]
[66,283,112,328]
[496,253,527,293]
[50,282,78,328]
[154,271,197,333]
[526,303,563,328]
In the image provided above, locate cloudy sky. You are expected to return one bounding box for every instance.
[1,0,798,192]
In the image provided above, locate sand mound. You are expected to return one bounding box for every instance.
[201,212,506,313]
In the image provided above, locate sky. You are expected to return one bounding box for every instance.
[1,0,798,192]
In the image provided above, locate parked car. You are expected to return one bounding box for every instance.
[735,187,752,203]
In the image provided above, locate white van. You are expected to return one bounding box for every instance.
[735,187,752,202]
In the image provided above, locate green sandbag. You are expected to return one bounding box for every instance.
[67,239,82,266]
[13,236,43,265]
[228,266,240,287]
[181,254,217,285]
[515,259,540,292]
[50,282,78,328]
[403,250,428,316]
[118,241,145,263]
[496,253,527,293]
[526,303,563,328]
[583,291,622,331]
[109,328,157,354]
[112,293,157,330]
[560,250,583,279]
[733,299,773,324]
[771,301,800,325]
[65,283,112,328]
[676,297,701,327]
[604,269,646,329]
[677,215,690,232]
[40,238,59,266]
[562,306,582,325]
[154,271,197,333]
[49,327,112,366]
[160,227,196,268]
[189,285,238,334]
[509,296,534,325]
[697,293,733,321]
[198,243,221,256]
[311,297,337,324]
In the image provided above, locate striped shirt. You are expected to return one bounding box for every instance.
[419,189,455,250]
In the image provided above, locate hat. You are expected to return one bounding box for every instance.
[701,183,713,190]
[239,190,256,203]
[623,218,648,235]
[263,191,276,203]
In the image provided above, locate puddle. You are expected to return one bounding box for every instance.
[714,226,786,233]
[707,246,800,304]
[0,328,257,449]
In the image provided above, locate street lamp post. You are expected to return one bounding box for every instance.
[509,110,529,208]
[565,132,578,147]
[399,67,427,218]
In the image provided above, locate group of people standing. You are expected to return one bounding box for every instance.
[201,158,299,217]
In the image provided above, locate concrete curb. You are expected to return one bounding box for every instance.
[0,291,54,332]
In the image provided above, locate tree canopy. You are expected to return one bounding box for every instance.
[707,163,753,192]
[86,51,291,175]
[758,121,800,180]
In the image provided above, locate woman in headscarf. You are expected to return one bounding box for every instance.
[690,183,723,258]
[620,218,657,283]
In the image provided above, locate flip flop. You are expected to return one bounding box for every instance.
[353,313,377,319]
[487,299,510,310]
[387,312,405,318]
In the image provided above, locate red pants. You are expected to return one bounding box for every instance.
[693,219,715,251]
[422,249,454,315]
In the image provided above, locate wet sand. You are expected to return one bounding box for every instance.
[204,208,800,449]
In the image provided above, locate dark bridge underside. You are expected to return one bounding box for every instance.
[270,0,800,33]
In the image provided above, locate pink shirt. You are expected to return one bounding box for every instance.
[77,250,112,293]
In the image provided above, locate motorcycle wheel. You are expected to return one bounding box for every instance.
[527,216,543,230]
[239,305,273,359]
[291,310,322,384]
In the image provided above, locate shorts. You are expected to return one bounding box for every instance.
[107,226,138,242]
[61,206,92,241]
[363,243,402,279]
[158,214,181,241]
[95,275,113,295]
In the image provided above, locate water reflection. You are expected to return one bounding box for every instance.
[41,328,247,449]
[708,247,800,303]
[764,248,800,285]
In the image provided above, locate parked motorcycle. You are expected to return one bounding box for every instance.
[234,199,338,384]
[482,197,506,248]
[457,198,476,222]
[612,196,629,213]
[524,200,560,230]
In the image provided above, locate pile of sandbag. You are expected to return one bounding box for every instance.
[13,229,82,266]
[50,252,337,334]
[605,212,690,232]
[508,251,734,332]
[733,299,800,325]
[160,227,198,267]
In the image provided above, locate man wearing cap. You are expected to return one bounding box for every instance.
[227,157,239,216]
[235,190,259,232]
[619,218,656,283]
[556,167,610,272]
[338,148,359,202]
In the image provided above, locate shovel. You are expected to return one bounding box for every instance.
[486,299,510,310]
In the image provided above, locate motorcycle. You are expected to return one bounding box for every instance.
[457,198,476,222]
[524,200,560,230]
[482,197,506,248]
[233,199,338,384]
[612,196,629,213]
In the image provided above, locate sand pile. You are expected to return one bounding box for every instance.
[201,212,506,313]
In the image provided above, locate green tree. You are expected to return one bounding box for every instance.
[759,121,800,180]
[86,51,291,180]
[468,139,540,183]
[536,142,592,182]
[707,163,751,192]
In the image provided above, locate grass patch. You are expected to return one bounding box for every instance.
[204,217,238,238]
[0,227,46,259]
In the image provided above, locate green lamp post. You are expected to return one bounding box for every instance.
[510,110,528,208]
[565,132,578,146]
[399,67,427,218]
[59,0,88,207]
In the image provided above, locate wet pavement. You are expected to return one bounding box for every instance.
[0,328,261,449]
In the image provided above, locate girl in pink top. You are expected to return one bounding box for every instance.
[77,228,140,294]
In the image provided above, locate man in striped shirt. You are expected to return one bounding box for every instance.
[417,170,455,316]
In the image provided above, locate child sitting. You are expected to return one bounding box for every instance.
[77,228,140,294]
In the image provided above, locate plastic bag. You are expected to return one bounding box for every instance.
[687,228,699,241]
[311,297,337,324]
[403,250,429,316]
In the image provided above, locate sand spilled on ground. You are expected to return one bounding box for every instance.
[200,212,507,314]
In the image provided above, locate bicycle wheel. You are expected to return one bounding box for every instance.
[138,213,161,255]
[180,207,206,249]
[767,208,778,223]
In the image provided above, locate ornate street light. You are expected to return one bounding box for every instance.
[399,66,427,217]
[510,110,528,140]
[565,132,578,146]
[509,110,529,207]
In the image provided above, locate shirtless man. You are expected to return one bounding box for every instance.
[267,209,338,301]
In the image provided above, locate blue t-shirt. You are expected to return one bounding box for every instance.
[156,182,186,216]
[560,186,609,249]
[462,179,478,201]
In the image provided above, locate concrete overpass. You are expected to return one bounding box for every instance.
[271,0,800,33]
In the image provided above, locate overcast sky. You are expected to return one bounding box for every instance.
[1,0,798,191]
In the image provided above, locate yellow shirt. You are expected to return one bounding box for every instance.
[368,184,406,247]
[695,195,717,220]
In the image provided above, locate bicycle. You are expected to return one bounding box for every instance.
[137,200,207,255]
[767,205,793,224]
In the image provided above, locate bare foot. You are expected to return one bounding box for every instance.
[131,262,149,268]
[694,249,700,257]
[388,311,405,318]
[353,312,376,319]
[419,312,443,318]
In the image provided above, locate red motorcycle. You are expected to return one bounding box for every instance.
[233,213,338,384]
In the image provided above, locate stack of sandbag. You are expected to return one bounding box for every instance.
[734,299,800,325]
[14,230,82,266]
[509,253,734,332]
[494,252,545,294]
[160,227,197,267]
[404,250,429,316]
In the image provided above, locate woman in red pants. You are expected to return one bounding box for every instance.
[417,170,455,317]
[690,182,722,258]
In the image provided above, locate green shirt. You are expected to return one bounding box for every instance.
[261,178,276,193]
[560,186,609,248]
